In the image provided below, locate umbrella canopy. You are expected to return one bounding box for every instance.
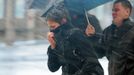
[41,2,65,17]
[64,0,113,14]
[29,0,113,16]
[27,0,51,16]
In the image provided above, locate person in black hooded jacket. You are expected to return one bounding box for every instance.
[45,3,104,75]
[41,1,104,58]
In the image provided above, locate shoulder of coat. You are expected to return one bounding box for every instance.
[66,28,83,39]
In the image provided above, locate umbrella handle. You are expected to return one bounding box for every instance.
[84,9,91,26]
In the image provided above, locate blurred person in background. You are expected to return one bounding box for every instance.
[69,10,104,58]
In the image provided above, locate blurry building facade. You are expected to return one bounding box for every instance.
[0,0,49,45]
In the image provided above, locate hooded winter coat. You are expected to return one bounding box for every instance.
[47,23,104,75]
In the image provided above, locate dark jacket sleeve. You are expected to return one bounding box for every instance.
[68,29,103,75]
[100,27,114,60]
[87,33,106,58]
[47,46,61,72]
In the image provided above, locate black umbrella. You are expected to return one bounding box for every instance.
[29,0,113,15]
[29,0,113,26]
[63,0,113,25]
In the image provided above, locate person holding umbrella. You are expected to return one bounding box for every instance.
[66,5,104,58]
[64,0,113,58]
[45,3,104,75]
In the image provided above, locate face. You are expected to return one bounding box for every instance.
[112,3,130,20]
[47,19,60,31]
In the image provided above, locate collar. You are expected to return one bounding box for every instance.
[112,18,131,28]
[50,22,73,33]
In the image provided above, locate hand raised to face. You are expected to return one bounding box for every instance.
[47,32,56,49]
